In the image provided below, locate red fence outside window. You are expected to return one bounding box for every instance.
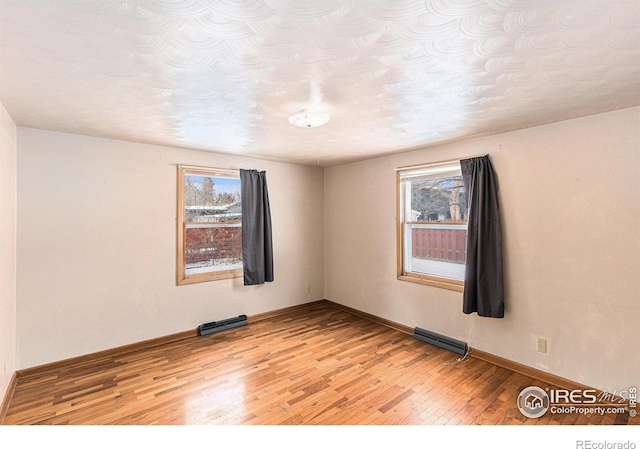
[410,223,467,263]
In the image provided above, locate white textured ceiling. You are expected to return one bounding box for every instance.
[1,0,639,166]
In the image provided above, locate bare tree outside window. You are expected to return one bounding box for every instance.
[412,176,467,223]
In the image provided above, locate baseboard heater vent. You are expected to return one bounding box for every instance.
[198,315,248,336]
[413,327,467,356]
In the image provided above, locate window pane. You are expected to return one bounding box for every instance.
[406,223,467,280]
[185,224,242,275]
[410,175,466,222]
[183,174,241,223]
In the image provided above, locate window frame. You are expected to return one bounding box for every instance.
[396,161,467,293]
[177,165,243,285]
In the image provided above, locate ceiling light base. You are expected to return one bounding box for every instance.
[289,110,330,128]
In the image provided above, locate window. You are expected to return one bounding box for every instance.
[397,161,467,292]
[177,165,242,285]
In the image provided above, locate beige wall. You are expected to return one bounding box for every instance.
[0,101,17,398]
[325,107,640,393]
[16,129,325,369]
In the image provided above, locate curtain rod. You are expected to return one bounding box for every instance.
[394,154,488,172]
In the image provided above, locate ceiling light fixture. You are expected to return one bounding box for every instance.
[289,109,330,128]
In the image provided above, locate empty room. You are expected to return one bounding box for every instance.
[0,0,638,442]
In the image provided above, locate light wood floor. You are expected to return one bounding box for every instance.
[4,303,636,425]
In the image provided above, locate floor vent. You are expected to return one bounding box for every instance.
[198,315,248,336]
[413,327,467,356]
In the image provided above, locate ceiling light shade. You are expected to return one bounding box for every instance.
[289,110,330,128]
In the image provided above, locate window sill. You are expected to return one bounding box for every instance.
[177,268,243,286]
[398,273,464,292]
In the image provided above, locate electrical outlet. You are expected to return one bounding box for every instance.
[537,338,548,354]
[306,285,312,294]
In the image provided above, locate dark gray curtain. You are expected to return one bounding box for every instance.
[240,169,274,285]
[460,155,504,318]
